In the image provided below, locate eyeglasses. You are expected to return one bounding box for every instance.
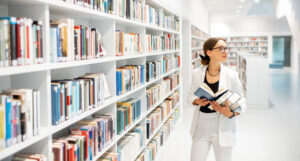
[212,46,228,53]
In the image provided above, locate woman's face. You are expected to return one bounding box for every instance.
[207,40,228,63]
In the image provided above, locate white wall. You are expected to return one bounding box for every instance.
[210,16,299,70]
[159,0,211,33]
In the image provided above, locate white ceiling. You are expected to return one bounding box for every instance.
[202,0,276,18]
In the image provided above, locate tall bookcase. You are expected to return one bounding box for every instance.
[0,0,182,160]
[182,19,208,112]
[237,53,269,109]
[225,36,268,71]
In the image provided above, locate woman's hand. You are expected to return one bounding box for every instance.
[210,101,234,118]
[193,98,210,106]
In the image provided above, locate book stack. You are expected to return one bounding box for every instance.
[166,91,180,110]
[51,73,111,126]
[163,55,180,73]
[0,89,41,151]
[117,126,145,161]
[146,60,164,82]
[52,113,114,161]
[146,84,162,111]
[61,0,114,14]
[116,65,145,96]
[115,30,142,56]
[97,152,120,161]
[192,50,201,60]
[143,34,179,53]
[162,73,180,95]
[12,153,47,161]
[0,17,43,67]
[50,19,106,63]
[116,0,180,31]
[117,98,142,135]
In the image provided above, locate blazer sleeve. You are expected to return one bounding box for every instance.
[186,70,200,109]
[231,72,246,116]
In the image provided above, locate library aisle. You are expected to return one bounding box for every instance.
[160,69,300,161]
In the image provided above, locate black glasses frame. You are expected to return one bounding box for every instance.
[212,46,228,53]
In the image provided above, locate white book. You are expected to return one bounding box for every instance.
[0,20,10,67]
[50,27,58,63]
[0,95,6,150]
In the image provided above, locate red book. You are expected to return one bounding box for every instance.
[26,23,30,61]
[16,18,21,64]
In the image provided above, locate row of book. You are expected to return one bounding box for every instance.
[116,0,180,31]
[191,25,208,40]
[146,84,162,111]
[52,113,114,161]
[136,108,180,161]
[117,98,142,135]
[192,61,201,70]
[12,153,47,161]
[228,37,267,42]
[143,34,180,53]
[50,19,106,63]
[145,93,179,140]
[117,126,146,161]
[192,50,201,60]
[115,31,142,56]
[0,17,43,68]
[51,73,111,125]
[97,152,120,161]
[61,0,114,14]
[162,73,180,96]
[191,39,203,48]
[146,55,181,82]
[227,42,268,47]
[116,65,145,96]
[0,89,41,151]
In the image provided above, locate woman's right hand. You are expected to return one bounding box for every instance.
[192,98,210,106]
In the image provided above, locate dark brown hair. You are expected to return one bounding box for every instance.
[200,38,226,65]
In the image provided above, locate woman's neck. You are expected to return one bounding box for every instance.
[208,61,221,72]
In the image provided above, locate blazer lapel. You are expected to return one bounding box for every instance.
[219,63,227,90]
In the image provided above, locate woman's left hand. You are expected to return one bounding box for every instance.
[210,101,233,118]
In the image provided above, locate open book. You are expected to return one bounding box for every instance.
[193,83,246,111]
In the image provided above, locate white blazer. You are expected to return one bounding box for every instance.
[187,64,246,147]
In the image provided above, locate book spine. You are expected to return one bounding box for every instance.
[0,95,6,150]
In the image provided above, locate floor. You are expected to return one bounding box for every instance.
[160,69,300,161]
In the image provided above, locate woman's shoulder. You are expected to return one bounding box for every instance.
[221,64,238,78]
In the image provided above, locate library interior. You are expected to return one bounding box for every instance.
[0,0,299,161]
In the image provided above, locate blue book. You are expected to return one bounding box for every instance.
[5,97,12,147]
[193,83,228,101]
[51,84,60,125]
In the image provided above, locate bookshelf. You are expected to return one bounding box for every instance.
[182,19,208,109]
[225,36,269,71]
[0,0,182,160]
[237,53,269,109]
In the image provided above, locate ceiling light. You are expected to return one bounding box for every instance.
[254,0,260,3]
[240,0,245,2]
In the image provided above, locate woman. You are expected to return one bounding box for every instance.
[187,38,246,161]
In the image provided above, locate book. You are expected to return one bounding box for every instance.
[194,83,245,111]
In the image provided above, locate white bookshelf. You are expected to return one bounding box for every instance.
[0,0,182,160]
[182,19,208,109]
[225,36,269,71]
[237,53,269,109]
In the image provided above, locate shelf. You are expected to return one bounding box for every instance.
[0,128,50,160]
[51,97,116,134]
[50,57,116,70]
[0,64,49,77]
[92,137,118,161]
[191,36,206,41]
[191,47,202,50]
[117,84,181,141]
[132,103,180,161]
[228,46,267,48]
[192,58,201,63]
[115,50,180,60]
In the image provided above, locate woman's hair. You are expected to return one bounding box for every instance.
[200,38,226,65]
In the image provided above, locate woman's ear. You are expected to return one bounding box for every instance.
[206,50,212,57]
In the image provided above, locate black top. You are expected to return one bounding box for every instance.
[199,73,219,113]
